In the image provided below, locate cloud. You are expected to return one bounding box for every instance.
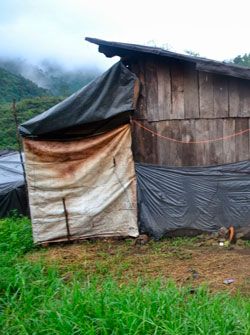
[1,0,250,70]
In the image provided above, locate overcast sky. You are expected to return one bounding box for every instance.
[1,0,250,70]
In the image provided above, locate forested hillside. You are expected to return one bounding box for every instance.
[0,58,100,97]
[0,96,63,149]
[0,58,100,150]
[0,67,49,102]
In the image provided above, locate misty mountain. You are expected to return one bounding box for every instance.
[0,67,49,102]
[0,58,101,97]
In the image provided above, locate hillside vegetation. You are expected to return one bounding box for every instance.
[0,58,100,97]
[0,58,100,150]
[0,67,49,103]
[0,96,63,150]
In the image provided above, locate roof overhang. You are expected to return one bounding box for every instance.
[86,37,250,81]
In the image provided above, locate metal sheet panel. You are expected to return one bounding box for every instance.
[24,124,138,243]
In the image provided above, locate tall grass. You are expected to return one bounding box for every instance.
[0,216,250,335]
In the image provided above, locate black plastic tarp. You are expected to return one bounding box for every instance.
[19,61,138,139]
[0,152,28,218]
[136,161,250,239]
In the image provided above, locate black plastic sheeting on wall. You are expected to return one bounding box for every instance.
[136,161,250,240]
[19,61,138,139]
[0,152,28,218]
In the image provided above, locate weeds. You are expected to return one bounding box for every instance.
[0,216,250,334]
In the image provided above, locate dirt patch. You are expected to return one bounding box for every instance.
[27,239,250,294]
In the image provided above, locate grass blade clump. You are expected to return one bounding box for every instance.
[0,216,250,334]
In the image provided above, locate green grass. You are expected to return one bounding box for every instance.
[0,217,250,334]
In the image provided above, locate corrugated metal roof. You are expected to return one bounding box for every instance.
[86,37,250,81]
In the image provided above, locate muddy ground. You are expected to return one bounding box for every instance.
[27,237,250,294]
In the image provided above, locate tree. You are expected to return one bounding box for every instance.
[233,53,250,67]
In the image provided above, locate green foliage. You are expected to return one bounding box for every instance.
[233,53,250,68]
[0,58,100,150]
[0,217,250,334]
[0,96,63,150]
[0,67,49,103]
[0,58,100,97]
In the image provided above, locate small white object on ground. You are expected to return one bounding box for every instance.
[223,278,235,285]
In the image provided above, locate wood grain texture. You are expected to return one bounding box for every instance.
[199,71,214,118]
[195,119,210,165]
[181,119,196,166]
[184,65,199,119]
[235,118,249,161]
[129,57,250,167]
[213,74,229,118]
[170,62,185,120]
[157,61,172,120]
[229,78,240,117]
[132,118,250,166]
[155,121,170,165]
[144,60,159,121]
[131,120,158,164]
[131,60,148,120]
[223,119,236,164]
[208,119,223,165]
[168,120,182,166]
[239,80,250,117]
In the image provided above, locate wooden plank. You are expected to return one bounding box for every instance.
[199,71,214,118]
[239,80,250,117]
[168,120,182,166]
[144,59,159,121]
[157,61,172,120]
[229,78,240,117]
[181,120,196,166]
[184,64,199,119]
[208,119,223,165]
[222,119,236,164]
[155,121,170,165]
[235,118,249,161]
[213,74,229,118]
[130,60,147,120]
[196,119,210,165]
[131,118,144,163]
[170,62,185,120]
[136,120,158,164]
[249,119,250,159]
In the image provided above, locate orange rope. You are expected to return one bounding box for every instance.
[133,119,250,144]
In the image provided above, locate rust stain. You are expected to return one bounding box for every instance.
[24,124,131,179]
[24,126,126,163]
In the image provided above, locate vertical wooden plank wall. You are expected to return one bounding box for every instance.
[131,56,250,166]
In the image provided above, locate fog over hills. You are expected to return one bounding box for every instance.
[0,57,102,97]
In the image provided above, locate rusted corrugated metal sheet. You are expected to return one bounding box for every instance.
[24,124,138,244]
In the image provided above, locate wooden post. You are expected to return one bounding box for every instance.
[12,99,30,215]
[62,197,71,241]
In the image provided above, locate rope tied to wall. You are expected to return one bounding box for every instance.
[132,119,250,144]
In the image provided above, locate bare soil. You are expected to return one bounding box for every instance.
[27,238,250,294]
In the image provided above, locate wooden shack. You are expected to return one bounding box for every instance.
[21,39,250,242]
[86,38,250,167]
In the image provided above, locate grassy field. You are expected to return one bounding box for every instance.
[1,216,250,334]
